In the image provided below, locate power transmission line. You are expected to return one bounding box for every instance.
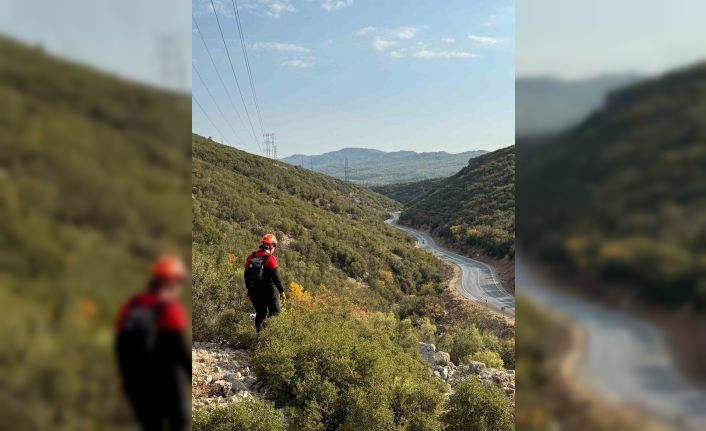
[192,17,261,152]
[208,0,260,145]
[193,63,255,152]
[193,94,228,145]
[231,0,265,136]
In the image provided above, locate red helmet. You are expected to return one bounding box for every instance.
[151,255,187,282]
[261,234,278,247]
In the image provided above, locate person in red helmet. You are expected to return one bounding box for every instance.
[244,234,286,331]
[115,255,190,431]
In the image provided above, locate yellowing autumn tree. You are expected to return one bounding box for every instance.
[288,281,313,307]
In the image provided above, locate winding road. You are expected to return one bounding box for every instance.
[518,258,706,429]
[386,212,515,316]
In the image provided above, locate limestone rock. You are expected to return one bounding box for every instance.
[417,342,436,366]
[434,351,451,366]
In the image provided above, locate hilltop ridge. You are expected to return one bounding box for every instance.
[281,147,487,185]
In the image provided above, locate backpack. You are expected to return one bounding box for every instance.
[116,298,165,373]
[244,251,271,292]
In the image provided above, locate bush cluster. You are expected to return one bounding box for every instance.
[442,377,514,431]
[251,305,446,431]
[437,324,514,369]
[193,398,285,431]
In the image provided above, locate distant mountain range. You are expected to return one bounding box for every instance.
[280,147,487,185]
[516,73,641,137]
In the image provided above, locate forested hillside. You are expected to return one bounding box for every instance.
[0,37,191,429]
[192,134,447,314]
[400,146,515,259]
[373,178,444,205]
[517,63,706,310]
[281,147,486,185]
[192,135,515,430]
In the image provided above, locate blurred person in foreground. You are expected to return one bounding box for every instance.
[115,256,190,431]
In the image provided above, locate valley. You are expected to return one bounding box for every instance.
[516,63,706,429]
[191,134,516,430]
[388,212,515,317]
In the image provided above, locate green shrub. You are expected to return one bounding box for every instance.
[251,307,445,430]
[500,338,515,369]
[469,350,504,369]
[193,398,286,431]
[449,325,485,365]
[368,313,437,353]
[216,310,258,349]
[442,377,513,431]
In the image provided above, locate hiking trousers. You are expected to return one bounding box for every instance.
[249,289,281,332]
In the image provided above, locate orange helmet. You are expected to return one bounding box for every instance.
[151,255,187,282]
[261,234,278,247]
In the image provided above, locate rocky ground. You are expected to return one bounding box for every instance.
[192,342,266,410]
[418,342,516,409]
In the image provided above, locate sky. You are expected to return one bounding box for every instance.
[517,0,706,79]
[192,0,515,157]
[0,0,191,92]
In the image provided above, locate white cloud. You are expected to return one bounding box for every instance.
[442,37,456,44]
[390,50,407,58]
[250,42,311,53]
[265,1,296,18]
[390,27,417,40]
[281,57,314,68]
[355,26,376,36]
[356,26,416,40]
[468,34,499,46]
[373,38,397,51]
[413,49,476,59]
[203,0,233,17]
[321,0,353,11]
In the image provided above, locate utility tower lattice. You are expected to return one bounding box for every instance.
[263,133,276,159]
[157,35,187,91]
[344,158,349,181]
